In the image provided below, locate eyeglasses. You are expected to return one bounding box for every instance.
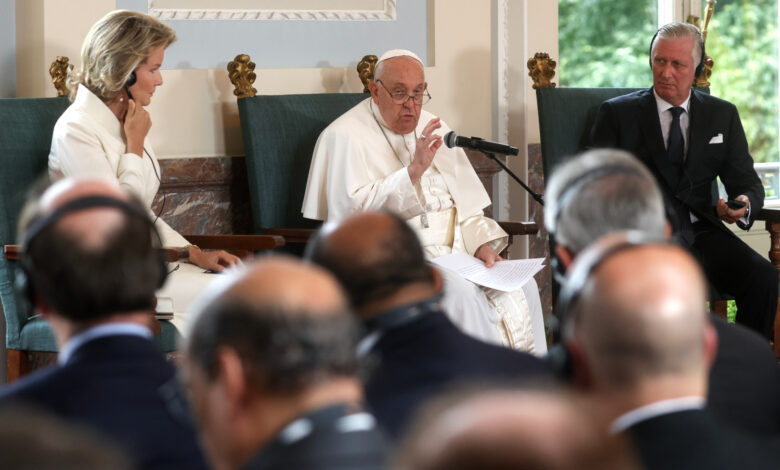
[376,80,431,105]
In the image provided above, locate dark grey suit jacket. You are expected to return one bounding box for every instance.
[627,408,779,470]
[242,403,388,470]
[0,335,209,470]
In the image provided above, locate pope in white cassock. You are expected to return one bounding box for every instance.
[301,49,546,353]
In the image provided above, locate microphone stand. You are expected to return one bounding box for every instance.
[478,150,545,206]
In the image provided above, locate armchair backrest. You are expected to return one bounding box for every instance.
[536,86,713,194]
[536,87,641,178]
[238,93,366,232]
[0,97,69,349]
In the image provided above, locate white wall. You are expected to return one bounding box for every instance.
[15,0,496,160]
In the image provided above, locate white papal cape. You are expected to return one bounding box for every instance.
[302,98,546,353]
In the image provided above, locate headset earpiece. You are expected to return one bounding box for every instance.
[125,71,137,100]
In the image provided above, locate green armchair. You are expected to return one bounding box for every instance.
[0,97,184,381]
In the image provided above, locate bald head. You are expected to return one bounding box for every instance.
[570,241,711,390]
[306,212,434,315]
[219,257,347,315]
[19,178,163,322]
[397,390,637,470]
[185,256,360,393]
[21,178,130,250]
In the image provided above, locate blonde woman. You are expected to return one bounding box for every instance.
[49,10,240,328]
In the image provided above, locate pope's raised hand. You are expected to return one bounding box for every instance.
[408,118,443,185]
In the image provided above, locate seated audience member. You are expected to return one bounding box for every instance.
[180,256,388,470]
[563,233,778,469]
[302,48,545,353]
[545,148,780,435]
[305,212,552,439]
[0,178,209,470]
[591,22,777,339]
[49,10,240,331]
[0,405,133,470]
[394,389,639,470]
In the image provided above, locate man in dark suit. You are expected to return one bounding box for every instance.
[306,212,552,440]
[545,148,780,435]
[590,22,777,339]
[0,178,209,470]
[564,234,777,469]
[180,256,388,470]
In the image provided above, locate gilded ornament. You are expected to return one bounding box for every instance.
[227,54,257,98]
[527,53,556,89]
[49,56,71,97]
[357,55,378,93]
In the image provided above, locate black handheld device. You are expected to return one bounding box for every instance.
[726,199,747,210]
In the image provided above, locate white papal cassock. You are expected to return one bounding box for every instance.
[302,97,546,353]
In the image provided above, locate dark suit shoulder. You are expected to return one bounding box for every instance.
[628,409,778,470]
[0,335,209,470]
[708,316,780,434]
[375,311,550,378]
[691,89,738,110]
[602,88,653,107]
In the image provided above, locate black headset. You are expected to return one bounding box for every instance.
[125,70,137,100]
[648,27,706,78]
[548,231,668,379]
[16,195,168,311]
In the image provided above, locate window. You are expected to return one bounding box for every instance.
[706,0,778,165]
[558,0,658,87]
[559,0,780,198]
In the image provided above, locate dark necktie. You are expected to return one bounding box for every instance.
[667,106,685,165]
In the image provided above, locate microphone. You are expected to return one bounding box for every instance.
[444,131,519,156]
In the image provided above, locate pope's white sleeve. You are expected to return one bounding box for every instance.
[460,213,509,256]
[321,130,425,220]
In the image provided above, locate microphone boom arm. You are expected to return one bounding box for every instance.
[478,150,545,206]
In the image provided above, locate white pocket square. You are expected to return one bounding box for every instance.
[709,133,724,144]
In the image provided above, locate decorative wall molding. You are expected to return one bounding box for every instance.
[148,0,397,21]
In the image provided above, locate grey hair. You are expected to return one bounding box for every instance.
[651,22,704,71]
[544,149,666,254]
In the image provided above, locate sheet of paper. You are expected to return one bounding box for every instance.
[431,253,545,292]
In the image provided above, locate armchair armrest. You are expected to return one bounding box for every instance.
[497,221,539,236]
[755,208,780,223]
[180,234,285,260]
[4,244,210,263]
[754,208,780,277]
[260,228,317,244]
[3,245,20,260]
[182,234,285,251]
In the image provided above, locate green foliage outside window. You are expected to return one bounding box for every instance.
[558,0,657,88]
[707,0,778,163]
[559,0,779,162]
